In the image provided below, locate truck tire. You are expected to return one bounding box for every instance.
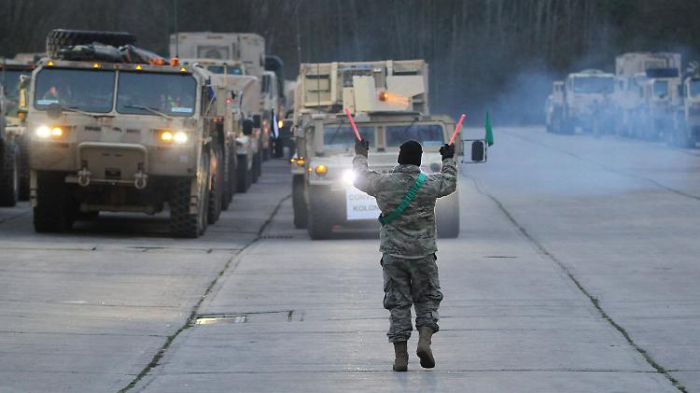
[222,145,235,211]
[252,150,261,183]
[46,29,137,58]
[169,151,210,238]
[208,144,224,225]
[0,141,19,207]
[236,155,252,193]
[33,171,75,232]
[292,175,308,229]
[436,191,460,239]
[307,191,332,240]
[18,134,30,201]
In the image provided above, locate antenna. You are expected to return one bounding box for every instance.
[173,0,179,58]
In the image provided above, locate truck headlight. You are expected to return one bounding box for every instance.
[157,130,188,144]
[36,125,66,139]
[36,126,51,138]
[174,132,188,144]
[342,170,356,185]
[315,164,328,176]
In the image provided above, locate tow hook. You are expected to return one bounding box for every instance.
[134,171,148,190]
[77,168,91,187]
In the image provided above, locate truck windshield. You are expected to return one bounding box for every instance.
[386,124,444,147]
[34,68,115,113]
[323,125,374,150]
[117,72,196,117]
[653,80,669,98]
[573,77,614,94]
[689,80,700,98]
[207,65,243,75]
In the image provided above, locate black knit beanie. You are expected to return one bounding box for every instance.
[398,140,423,166]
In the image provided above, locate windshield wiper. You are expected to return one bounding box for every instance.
[124,105,172,119]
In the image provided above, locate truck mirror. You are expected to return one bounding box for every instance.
[253,114,262,129]
[18,75,30,90]
[242,119,254,136]
[471,141,486,163]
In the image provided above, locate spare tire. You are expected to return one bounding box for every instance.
[46,29,137,59]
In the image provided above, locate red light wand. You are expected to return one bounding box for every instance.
[344,107,362,141]
[449,114,466,145]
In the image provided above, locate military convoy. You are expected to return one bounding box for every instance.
[548,52,697,148]
[291,60,462,239]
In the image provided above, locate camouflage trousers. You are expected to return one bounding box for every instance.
[381,253,443,343]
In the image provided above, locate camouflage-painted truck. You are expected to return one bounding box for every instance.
[291,60,462,239]
[26,29,232,237]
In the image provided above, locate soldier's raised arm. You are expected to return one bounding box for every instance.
[427,144,457,198]
[352,138,382,196]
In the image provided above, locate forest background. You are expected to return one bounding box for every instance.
[1,0,699,124]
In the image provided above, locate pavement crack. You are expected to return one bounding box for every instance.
[117,193,291,393]
[469,176,689,393]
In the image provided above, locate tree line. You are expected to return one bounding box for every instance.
[1,0,699,124]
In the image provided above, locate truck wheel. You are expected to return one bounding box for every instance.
[169,151,210,238]
[208,144,224,225]
[307,191,332,240]
[18,134,30,201]
[436,191,460,239]
[46,29,137,58]
[0,141,19,207]
[236,155,252,193]
[33,172,75,232]
[222,146,235,211]
[252,151,261,183]
[292,175,308,229]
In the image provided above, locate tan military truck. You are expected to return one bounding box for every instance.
[669,65,700,148]
[613,52,682,139]
[26,29,231,237]
[291,60,462,239]
[170,33,283,160]
[182,58,264,189]
[2,58,36,199]
[0,88,19,206]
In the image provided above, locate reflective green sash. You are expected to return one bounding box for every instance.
[378,173,427,226]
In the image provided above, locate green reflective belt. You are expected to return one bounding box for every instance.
[379,173,427,226]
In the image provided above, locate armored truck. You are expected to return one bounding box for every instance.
[668,69,700,148]
[291,60,461,239]
[26,30,232,237]
[0,89,19,206]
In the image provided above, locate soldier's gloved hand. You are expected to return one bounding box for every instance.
[355,138,370,157]
[439,144,455,160]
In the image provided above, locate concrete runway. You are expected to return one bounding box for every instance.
[0,127,698,392]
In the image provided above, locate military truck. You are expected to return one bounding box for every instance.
[170,32,283,160]
[613,52,682,140]
[668,65,700,148]
[549,70,615,135]
[181,58,264,191]
[1,58,36,199]
[0,89,19,206]
[291,60,462,239]
[26,29,232,237]
[544,81,564,134]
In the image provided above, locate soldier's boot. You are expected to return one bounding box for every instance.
[392,342,409,372]
[416,327,435,368]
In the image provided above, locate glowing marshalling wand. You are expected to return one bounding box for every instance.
[449,114,466,145]
[344,107,363,141]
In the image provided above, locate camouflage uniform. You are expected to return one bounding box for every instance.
[353,155,457,342]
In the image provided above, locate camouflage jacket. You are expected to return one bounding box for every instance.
[353,155,457,257]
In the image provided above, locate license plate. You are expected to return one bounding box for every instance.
[346,187,380,221]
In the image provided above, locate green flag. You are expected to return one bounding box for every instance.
[485,111,494,146]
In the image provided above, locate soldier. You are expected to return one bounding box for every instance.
[353,138,457,371]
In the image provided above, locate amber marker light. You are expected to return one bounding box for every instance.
[179,67,187,72]
[161,131,174,142]
[93,63,101,68]
[315,164,328,175]
[378,91,389,101]
[136,65,143,70]
[51,127,63,137]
